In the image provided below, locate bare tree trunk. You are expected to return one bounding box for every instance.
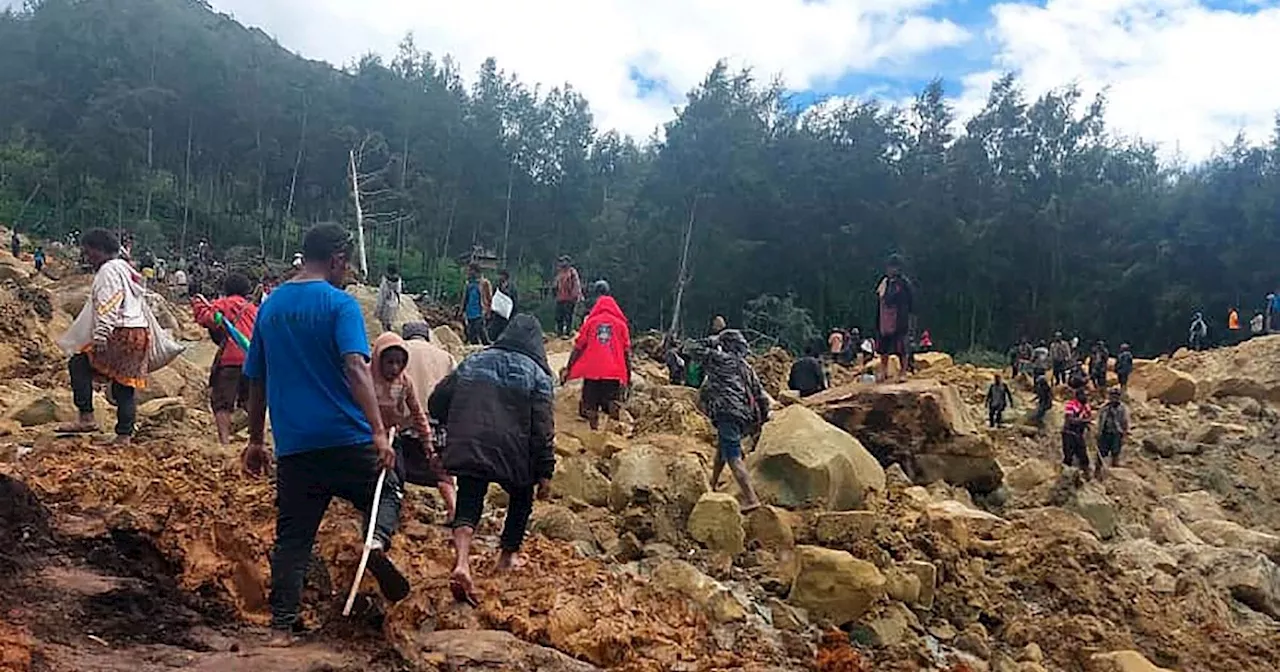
[349,149,369,278]
[144,126,154,222]
[283,95,308,260]
[433,195,457,300]
[501,158,514,265]
[180,115,193,260]
[668,195,700,335]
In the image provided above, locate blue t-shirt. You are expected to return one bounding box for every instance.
[464,280,483,319]
[1272,295,1280,313]
[242,280,373,456]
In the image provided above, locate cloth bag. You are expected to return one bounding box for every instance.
[57,291,185,373]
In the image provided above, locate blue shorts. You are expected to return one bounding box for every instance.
[716,419,744,461]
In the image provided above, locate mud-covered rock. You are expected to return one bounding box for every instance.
[399,629,602,671]
[529,504,595,544]
[1149,507,1203,545]
[809,379,1003,493]
[1175,545,1280,618]
[552,455,611,507]
[750,405,885,510]
[745,505,795,550]
[8,396,63,427]
[1188,519,1280,561]
[1070,483,1118,539]
[788,545,886,625]
[1161,490,1228,523]
[814,511,878,547]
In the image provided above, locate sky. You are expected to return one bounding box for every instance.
[19,0,1280,161]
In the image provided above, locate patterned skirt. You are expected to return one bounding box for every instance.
[84,327,150,389]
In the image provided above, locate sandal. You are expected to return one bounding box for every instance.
[55,423,99,435]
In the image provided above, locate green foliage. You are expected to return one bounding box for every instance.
[2,0,1280,357]
[743,294,818,355]
[954,348,1009,369]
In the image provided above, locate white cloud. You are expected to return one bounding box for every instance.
[208,0,968,139]
[963,0,1280,161]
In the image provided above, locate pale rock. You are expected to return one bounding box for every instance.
[913,351,953,370]
[1110,540,1179,575]
[552,455,611,507]
[402,629,600,672]
[1189,519,1280,561]
[1161,491,1228,523]
[902,486,933,507]
[1088,650,1174,672]
[430,325,465,357]
[137,397,187,424]
[1005,458,1056,492]
[903,560,937,610]
[652,559,746,623]
[883,567,921,605]
[608,443,707,514]
[1070,483,1118,539]
[529,504,594,544]
[857,602,916,647]
[926,500,1007,538]
[745,505,795,551]
[884,462,912,488]
[1175,546,1280,618]
[1128,362,1198,404]
[749,405,885,510]
[767,597,808,632]
[955,623,992,660]
[687,492,745,555]
[788,545,886,625]
[1149,507,1203,545]
[9,396,63,427]
[814,511,878,547]
[1019,643,1044,663]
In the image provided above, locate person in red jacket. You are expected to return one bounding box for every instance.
[192,273,258,444]
[561,280,631,430]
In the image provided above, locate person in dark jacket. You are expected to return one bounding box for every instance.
[685,329,767,511]
[875,255,914,383]
[1032,370,1053,428]
[1114,343,1134,394]
[1089,340,1110,392]
[428,313,555,607]
[1049,332,1071,386]
[788,344,827,398]
[985,374,1014,427]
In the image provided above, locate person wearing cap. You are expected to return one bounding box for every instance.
[553,255,583,339]
[874,254,914,383]
[684,329,767,511]
[562,280,632,430]
[1096,386,1130,474]
[241,223,409,639]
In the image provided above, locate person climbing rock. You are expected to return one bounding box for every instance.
[488,269,518,341]
[400,322,457,510]
[1096,387,1130,474]
[788,344,827,398]
[1032,369,1053,428]
[375,263,402,333]
[191,272,258,445]
[240,223,409,639]
[553,255,583,339]
[1089,341,1110,392]
[686,329,767,511]
[428,313,555,607]
[985,373,1014,428]
[1050,332,1071,386]
[1115,343,1135,394]
[1062,388,1093,475]
[57,229,149,446]
[1189,312,1208,351]
[369,331,456,523]
[875,254,914,383]
[563,280,632,431]
[460,263,492,345]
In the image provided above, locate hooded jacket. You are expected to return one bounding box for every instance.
[369,332,432,440]
[567,295,631,383]
[428,314,555,487]
[685,330,770,429]
[400,322,456,412]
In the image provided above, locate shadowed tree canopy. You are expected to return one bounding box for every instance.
[2,0,1279,355]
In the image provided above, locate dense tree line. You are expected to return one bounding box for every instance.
[2,0,1279,354]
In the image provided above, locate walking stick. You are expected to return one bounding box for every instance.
[343,430,394,617]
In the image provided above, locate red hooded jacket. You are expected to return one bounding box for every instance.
[567,296,631,383]
[192,295,257,367]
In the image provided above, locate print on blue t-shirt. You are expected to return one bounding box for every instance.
[242,280,373,456]
[464,280,482,319]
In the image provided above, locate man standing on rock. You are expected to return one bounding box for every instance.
[461,263,492,346]
[1115,343,1134,394]
[428,314,555,607]
[874,254,914,383]
[553,255,582,339]
[985,374,1014,428]
[1096,387,1130,474]
[240,223,409,638]
[562,280,631,431]
[1032,369,1053,429]
[686,329,767,512]
[1050,332,1071,386]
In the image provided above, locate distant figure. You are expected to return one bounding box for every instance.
[840,327,859,365]
[33,246,45,274]
[553,255,583,339]
[291,252,303,269]
[563,281,632,431]
[1089,341,1109,391]
[1251,311,1265,337]
[488,269,518,341]
[375,264,403,332]
[191,273,259,445]
[663,333,686,385]
[1050,332,1071,386]
[827,328,844,362]
[1270,293,1280,333]
[709,315,727,337]
[1067,360,1088,392]
[1062,388,1093,475]
[9,230,19,258]
[1228,307,1241,344]
[1031,340,1051,377]
[1097,387,1130,473]
[460,263,492,345]
[788,344,827,398]
[1115,343,1135,393]
[985,374,1014,428]
[874,254,914,383]
[1189,312,1208,351]
[918,330,933,352]
[1032,370,1053,428]
[170,266,188,299]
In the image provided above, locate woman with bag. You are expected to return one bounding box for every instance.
[57,229,151,445]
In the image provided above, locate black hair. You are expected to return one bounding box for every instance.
[386,263,399,277]
[498,268,510,278]
[223,272,252,298]
[80,228,119,255]
[887,253,905,267]
[301,223,352,263]
[468,262,480,273]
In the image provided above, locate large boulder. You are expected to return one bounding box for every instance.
[431,325,466,359]
[1175,546,1280,618]
[749,405,885,510]
[1188,520,1280,561]
[552,455,611,507]
[807,380,1002,493]
[608,440,708,543]
[1161,491,1228,523]
[687,492,745,555]
[1088,651,1174,672]
[1070,483,1118,539]
[788,545,886,625]
[1148,507,1203,545]
[1129,361,1198,405]
[651,560,746,623]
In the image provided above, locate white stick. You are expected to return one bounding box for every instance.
[343,466,388,617]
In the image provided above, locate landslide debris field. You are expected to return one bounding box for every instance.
[4,254,1280,671]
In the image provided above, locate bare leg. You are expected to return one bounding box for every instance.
[214,411,233,445]
[728,457,760,509]
[450,526,478,605]
[437,481,458,523]
[710,452,725,491]
[878,354,890,382]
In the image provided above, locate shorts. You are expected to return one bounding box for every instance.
[715,418,744,461]
[877,332,907,358]
[1098,432,1123,458]
[394,433,451,487]
[581,379,622,415]
[209,365,248,412]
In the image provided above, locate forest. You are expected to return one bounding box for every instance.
[2,0,1279,355]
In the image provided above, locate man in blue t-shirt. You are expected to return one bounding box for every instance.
[241,223,409,637]
[460,263,492,345]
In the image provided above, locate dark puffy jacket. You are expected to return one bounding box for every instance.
[686,330,770,429]
[429,314,555,487]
